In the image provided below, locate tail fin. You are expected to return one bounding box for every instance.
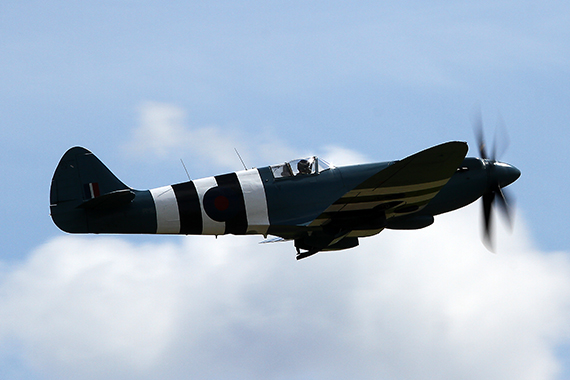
[50,147,138,233]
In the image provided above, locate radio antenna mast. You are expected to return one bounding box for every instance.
[234,148,248,170]
[180,159,191,181]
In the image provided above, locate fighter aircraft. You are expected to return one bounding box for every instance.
[50,136,520,259]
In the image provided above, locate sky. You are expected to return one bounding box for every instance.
[1,1,570,379]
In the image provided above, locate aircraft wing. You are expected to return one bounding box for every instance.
[310,141,469,230]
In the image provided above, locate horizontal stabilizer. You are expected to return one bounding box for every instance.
[77,189,135,210]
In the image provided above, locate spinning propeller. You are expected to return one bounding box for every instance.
[473,111,521,250]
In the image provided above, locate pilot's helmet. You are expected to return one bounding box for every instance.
[297,159,311,174]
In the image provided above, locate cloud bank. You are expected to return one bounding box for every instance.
[2,206,569,380]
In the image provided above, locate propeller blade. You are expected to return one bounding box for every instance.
[482,191,495,250]
[493,112,510,160]
[495,186,514,230]
[473,110,488,159]
[491,134,497,162]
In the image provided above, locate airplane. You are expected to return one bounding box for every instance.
[50,137,520,260]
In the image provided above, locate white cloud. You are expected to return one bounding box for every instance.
[125,102,250,170]
[1,206,570,380]
[123,102,369,172]
[128,102,188,158]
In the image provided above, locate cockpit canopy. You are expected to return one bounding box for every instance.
[270,156,331,179]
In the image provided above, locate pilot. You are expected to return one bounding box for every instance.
[297,159,311,175]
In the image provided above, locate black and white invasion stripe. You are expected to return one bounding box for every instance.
[149,169,269,236]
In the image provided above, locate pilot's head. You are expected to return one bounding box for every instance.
[297,159,311,174]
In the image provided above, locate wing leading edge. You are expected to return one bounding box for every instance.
[310,141,469,234]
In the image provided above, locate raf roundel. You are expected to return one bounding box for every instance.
[203,186,241,222]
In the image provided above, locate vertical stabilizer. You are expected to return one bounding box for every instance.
[50,147,156,233]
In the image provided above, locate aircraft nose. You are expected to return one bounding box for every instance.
[494,162,521,188]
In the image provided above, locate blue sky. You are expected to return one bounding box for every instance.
[2,1,570,379]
